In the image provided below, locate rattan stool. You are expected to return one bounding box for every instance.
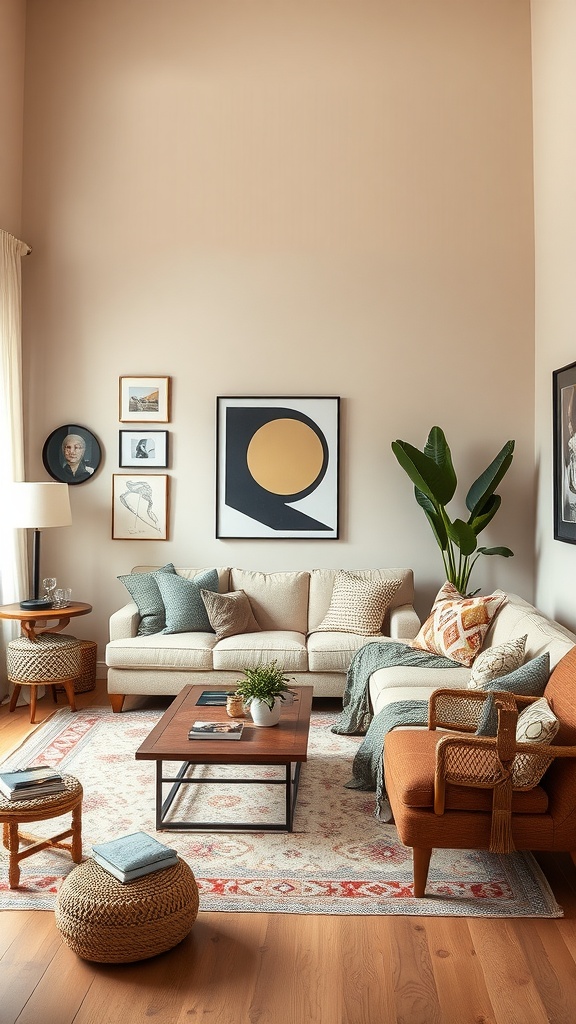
[7,633,82,723]
[0,775,83,888]
[55,856,199,962]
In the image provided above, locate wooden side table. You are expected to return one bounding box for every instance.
[0,775,83,888]
[0,601,92,642]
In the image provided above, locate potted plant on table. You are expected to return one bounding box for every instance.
[234,661,294,727]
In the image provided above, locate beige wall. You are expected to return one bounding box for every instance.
[19,0,535,675]
[532,0,576,633]
[0,0,26,232]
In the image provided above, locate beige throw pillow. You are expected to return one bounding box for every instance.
[411,581,507,667]
[467,635,528,690]
[200,590,262,640]
[313,571,402,636]
[516,697,559,744]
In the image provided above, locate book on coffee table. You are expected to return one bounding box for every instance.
[188,720,244,740]
[196,690,229,706]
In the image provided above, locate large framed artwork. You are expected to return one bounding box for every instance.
[216,396,340,539]
[119,376,170,423]
[112,474,169,540]
[553,360,576,544]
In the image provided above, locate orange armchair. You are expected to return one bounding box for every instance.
[384,646,576,897]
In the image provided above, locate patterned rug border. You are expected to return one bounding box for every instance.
[0,708,563,918]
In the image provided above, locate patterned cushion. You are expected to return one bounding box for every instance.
[117,564,176,636]
[516,697,559,744]
[313,571,402,636]
[475,653,551,737]
[411,582,507,667]
[157,569,219,634]
[467,635,528,690]
[200,589,262,640]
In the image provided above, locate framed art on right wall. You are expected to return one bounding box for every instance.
[553,359,576,544]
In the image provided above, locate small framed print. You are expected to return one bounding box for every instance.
[112,474,169,540]
[119,376,170,422]
[553,360,576,544]
[119,430,169,468]
[42,424,102,485]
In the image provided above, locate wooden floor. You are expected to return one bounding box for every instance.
[2,683,576,1024]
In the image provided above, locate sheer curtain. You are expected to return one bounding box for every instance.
[0,228,31,699]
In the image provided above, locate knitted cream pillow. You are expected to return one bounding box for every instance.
[313,571,402,637]
[467,635,528,690]
[411,581,507,667]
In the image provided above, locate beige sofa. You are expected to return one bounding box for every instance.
[106,566,420,711]
[369,592,576,717]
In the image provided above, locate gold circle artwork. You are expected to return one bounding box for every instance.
[247,419,324,495]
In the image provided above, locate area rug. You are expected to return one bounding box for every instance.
[0,707,562,917]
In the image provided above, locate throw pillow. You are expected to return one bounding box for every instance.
[313,572,403,636]
[200,589,262,640]
[467,635,528,690]
[516,697,559,744]
[411,581,507,667]
[475,653,551,737]
[157,568,219,634]
[117,563,176,636]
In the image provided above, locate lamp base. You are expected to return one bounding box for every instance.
[19,599,52,610]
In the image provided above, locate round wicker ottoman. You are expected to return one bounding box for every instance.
[0,775,83,889]
[7,633,82,723]
[55,857,199,962]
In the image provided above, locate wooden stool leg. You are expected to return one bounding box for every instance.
[61,680,77,713]
[29,686,37,724]
[8,684,22,713]
[3,821,9,849]
[51,685,59,703]
[6,820,21,889]
[71,800,82,862]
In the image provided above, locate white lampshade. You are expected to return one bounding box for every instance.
[7,482,72,529]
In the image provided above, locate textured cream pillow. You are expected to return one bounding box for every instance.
[411,581,507,667]
[200,590,262,640]
[467,635,528,690]
[313,571,402,636]
[516,697,559,744]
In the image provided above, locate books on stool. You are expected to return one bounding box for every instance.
[92,831,178,883]
[0,766,66,801]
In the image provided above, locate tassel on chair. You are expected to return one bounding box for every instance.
[489,774,515,853]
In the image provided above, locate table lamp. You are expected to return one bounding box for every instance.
[8,482,73,609]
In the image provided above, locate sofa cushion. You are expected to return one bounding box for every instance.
[307,631,392,673]
[106,632,217,671]
[467,635,528,690]
[157,568,219,634]
[117,563,176,636]
[201,589,262,640]
[411,582,507,667]
[516,697,559,744]
[312,571,402,637]
[475,653,551,737]
[483,593,576,669]
[213,631,308,672]
[229,569,310,633]
[307,568,414,632]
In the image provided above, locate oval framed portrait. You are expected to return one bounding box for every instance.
[42,424,102,485]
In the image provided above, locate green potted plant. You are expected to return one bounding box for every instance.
[391,426,515,595]
[234,661,293,727]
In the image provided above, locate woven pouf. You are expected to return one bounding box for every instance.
[55,639,97,694]
[7,633,82,721]
[55,857,199,963]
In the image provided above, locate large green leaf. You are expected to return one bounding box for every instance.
[468,493,501,535]
[391,439,456,505]
[476,546,514,557]
[415,487,448,549]
[423,426,457,493]
[465,440,515,519]
[446,518,478,556]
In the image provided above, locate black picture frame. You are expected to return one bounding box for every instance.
[553,360,576,544]
[216,396,340,539]
[119,430,169,468]
[42,424,102,485]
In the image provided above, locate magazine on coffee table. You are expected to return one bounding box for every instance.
[188,720,244,740]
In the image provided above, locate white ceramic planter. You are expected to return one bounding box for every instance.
[249,697,282,727]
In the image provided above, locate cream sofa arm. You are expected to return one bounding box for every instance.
[388,603,420,640]
[109,602,140,641]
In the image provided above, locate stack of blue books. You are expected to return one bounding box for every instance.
[0,766,65,801]
[92,832,178,883]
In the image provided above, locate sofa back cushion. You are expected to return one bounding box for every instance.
[484,593,576,669]
[544,646,576,741]
[229,569,310,633]
[307,568,414,633]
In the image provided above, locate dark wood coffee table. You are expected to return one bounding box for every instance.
[135,684,314,833]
